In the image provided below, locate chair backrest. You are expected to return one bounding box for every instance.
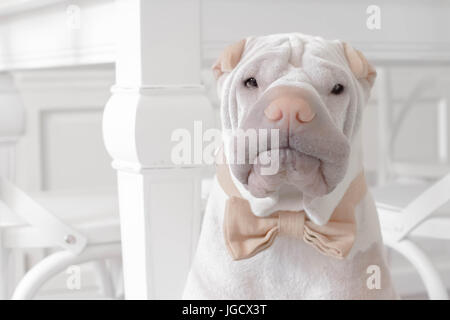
[0,177,87,253]
[377,70,450,184]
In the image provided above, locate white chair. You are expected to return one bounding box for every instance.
[372,69,450,299]
[0,179,121,299]
[0,180,122,299]
[373,174,450,299]
[0,74,122,300]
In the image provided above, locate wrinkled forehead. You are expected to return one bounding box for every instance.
[240,33,344,70]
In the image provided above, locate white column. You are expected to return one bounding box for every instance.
[0,72,25,299]
[103,0,214,299]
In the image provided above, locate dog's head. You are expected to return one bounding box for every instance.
[214,33,375,206]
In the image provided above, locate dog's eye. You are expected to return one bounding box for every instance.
[331,83,344,95]
[244,77,258,88]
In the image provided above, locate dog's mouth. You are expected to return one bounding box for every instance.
[229,147,330,199]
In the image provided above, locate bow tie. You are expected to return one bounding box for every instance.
[216,153,367,261]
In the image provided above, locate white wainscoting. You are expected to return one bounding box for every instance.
[11,65,116,192]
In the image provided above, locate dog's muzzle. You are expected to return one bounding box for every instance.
[227,85,350,198]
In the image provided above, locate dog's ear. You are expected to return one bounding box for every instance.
[212,39,246,79]
[343,43,376,87]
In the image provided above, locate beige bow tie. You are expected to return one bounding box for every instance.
[216,154,367,261]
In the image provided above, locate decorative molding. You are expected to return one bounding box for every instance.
[5,40,450,72]
[10,65,115,191]
[0,0,116,71]
[1,0,449,71]
[202,41,450,66]
[110,84,207,95]
[38,106,105,190]
[104,88,215,169]
[0,0,66,16]
[201,0,450,65]
[0,73,25,138]
[0,73,23,181]
[1,0,449,70]
[0,45,116,71]
[357,42,450,64]
[12,65,114,90]
[0,140,17,180]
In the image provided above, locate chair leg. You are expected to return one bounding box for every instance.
[10,249,27,295]
[11,243,121,300]
[107,257,124,299]
[385,238,449,300]
[0,247,11,299]
[113,261,124,299]
[92,260,115,299]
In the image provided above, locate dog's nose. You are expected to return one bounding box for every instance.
[264,96,315,127]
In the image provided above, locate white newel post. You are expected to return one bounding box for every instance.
[0,72,25,299]
[103,0,214,299]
